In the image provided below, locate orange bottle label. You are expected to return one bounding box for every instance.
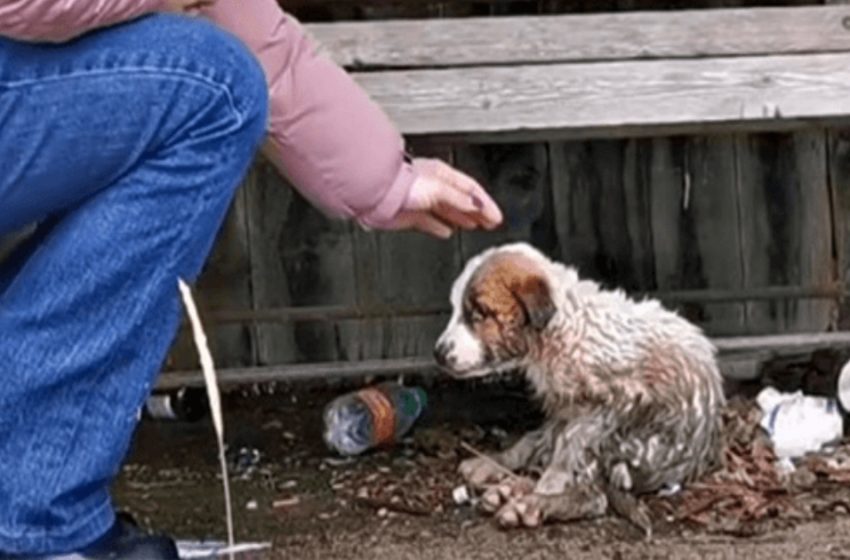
[357,387,396,446]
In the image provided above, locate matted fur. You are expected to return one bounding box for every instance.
[434,243,725,532]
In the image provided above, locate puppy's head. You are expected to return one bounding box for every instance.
[434,246,555,378]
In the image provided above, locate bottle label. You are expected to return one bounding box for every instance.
[357,387,396,446]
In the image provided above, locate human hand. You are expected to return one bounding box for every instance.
[161,0,216,15]
[383,158,503,239]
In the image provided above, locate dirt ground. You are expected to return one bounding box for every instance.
[115,371,850,560]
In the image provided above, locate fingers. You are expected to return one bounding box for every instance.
[414,158,503,231]
[183,0,216,14]
[432,177,479,215]
[434,204,479,230]
[413,213,453,239]
[394,211,454,239]
[430,159,481,196]
[472,187,503,230]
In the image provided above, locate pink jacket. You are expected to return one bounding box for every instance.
[0,0,415,227]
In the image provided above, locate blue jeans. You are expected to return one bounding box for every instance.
[0,14,268,556]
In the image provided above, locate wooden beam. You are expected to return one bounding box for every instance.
[349,52,850,138]
[306,6,850,69]
[204,285,846,325]
[157,332,850,389]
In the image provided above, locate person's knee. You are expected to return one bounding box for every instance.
[177,16,269,140]
[131,14,269,143]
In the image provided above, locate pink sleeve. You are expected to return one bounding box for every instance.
[203,0,416,226]
[0,0,164,42]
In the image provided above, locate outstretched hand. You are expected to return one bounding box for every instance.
[383,158,503,238]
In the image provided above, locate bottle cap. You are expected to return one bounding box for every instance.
[837,359,850,414]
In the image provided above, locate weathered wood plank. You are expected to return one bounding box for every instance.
[264,181,360,364]
[243,160,299,366]
[307,6,850,69]
[736,131,836,334]
[454,143,554,260]
[649,136,747,335]
[363,141,461,360]
[349,226,461,359]
[346,143,457,361]
[550,139,655,292]
[350,52,850,138]
[156,331,850,390]
[828,128,850,329]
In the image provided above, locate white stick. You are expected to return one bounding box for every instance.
[178,279,235,560]
[460,442,520,481]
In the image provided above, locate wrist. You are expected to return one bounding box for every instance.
[355,157,419,230]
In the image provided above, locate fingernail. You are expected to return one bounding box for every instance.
[472,195,484,209]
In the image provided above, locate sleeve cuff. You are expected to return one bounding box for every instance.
[355,157,418,230]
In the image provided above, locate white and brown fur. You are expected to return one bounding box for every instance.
[434,243,725,534]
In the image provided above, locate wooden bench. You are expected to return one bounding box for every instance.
[153,4,850,389]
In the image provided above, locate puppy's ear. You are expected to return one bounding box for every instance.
[512,274,555,330]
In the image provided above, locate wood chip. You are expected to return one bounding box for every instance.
[272,497,300,509]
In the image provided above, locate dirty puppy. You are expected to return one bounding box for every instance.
[434,243,725,534]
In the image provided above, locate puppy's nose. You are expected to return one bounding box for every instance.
[433,340,454,368]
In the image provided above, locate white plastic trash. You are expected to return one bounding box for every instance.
[176,540,271,559]
[757,386,844,459]
[452,484,472,505]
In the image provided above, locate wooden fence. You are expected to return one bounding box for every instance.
[154,0,850,377]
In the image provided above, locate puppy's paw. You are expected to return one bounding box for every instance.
[459,457,511,489]
[480,476,535,514]
[496,493,544,529]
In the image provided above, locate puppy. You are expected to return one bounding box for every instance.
[434,243,725,534]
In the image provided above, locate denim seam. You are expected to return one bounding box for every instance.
[0,67,245,124]
[0,495,112,544]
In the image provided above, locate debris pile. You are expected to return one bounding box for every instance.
[649,398,850,536]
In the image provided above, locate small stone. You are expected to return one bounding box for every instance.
[324,457,354,467]
[377,508,389,518]
[246,500,258,511]
[452,485,471,505]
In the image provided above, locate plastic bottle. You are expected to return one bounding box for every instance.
[144,387,209,422]
[323,382,427,456]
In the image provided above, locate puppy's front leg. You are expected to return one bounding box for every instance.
[496,413,608,528]
[497,483,609,529]
[542,410,610,488]
[459,423,554,489]
[497,412,612,529]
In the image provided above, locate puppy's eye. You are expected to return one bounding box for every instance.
[469,308,485,323]
[464,301,486,324]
